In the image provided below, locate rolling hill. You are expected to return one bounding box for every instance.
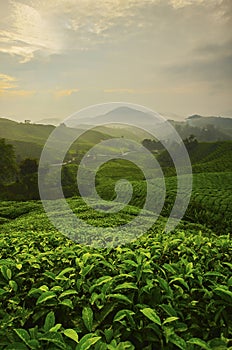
[1,110,232,163]
[171,114,232,142]
[0,118,113,160]
[157,141,232,174]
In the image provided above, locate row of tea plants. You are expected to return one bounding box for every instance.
[0,198,231,349]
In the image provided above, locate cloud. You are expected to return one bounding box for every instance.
[169,0,204,9]
[0,73,17,90]
[0,0,63,63]
[0,89,36,96]
[0,0,231,119]
[53,88,80,97]
[104,88,137,94]
[104,88,154,94]
[1,0,226,63]
[194,40,232,57]
[1,0,158,62]
[169,0,224,9]
[165,38,232,85]
[0,72,79,97]
[0,72,35,96]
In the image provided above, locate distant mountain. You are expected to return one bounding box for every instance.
[68,106,172,141]
[92,106,157,125]
[69,107,232,142]
[70,106,162,127]
[170,114,232,142]
[186,115,232,138]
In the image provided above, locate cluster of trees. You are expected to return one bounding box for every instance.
[142,135,198,153]
[156,135,199,171]
[0,139,39,200]
[0,139,17,185]
[0,138,79,200]
[175,124,227,142]
[142,139,164,151]
[183,134,198,150]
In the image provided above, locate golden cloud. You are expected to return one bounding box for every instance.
[0,73,17,90]
[0,73,36,96]
[104,88,154,94]
[53,88,80,97]
[0,89,36,96]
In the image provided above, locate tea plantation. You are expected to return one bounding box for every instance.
[0,169,232,349]
[97,171,232,234]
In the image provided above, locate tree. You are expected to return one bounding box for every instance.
[183,134,198,151]
[19,159,39,199]
[0,138,17,185]
[19,158,38,176]
[142,139,163,151]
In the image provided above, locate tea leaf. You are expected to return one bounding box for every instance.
[140,308,161,326]
[63,328,79,343]
[82,306,93,332]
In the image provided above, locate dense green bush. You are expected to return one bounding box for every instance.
[0,199,231,349]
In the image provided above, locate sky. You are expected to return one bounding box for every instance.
[0,0,231,122]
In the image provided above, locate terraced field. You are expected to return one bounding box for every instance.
[96,168,232,233]
[157,141,232,175]
[1,137,232,349]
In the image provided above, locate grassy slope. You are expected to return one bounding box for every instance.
[0,118,55,143]
[95,125,153,141]
[0,118,113,160]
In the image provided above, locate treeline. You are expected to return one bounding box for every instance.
[142,135,198,151]
[0,139,39,200]
[174,123,231,142]
[0,139,79,200]
[141,139,164,151]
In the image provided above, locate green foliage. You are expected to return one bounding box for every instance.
[158,141,232,174]
[97,171,232,234]
[19,159,38,176]
[0,118,112,162]
[0,128,232,349]
[0,198,231,349]
[0,138,17,185]
[142,139,163,151]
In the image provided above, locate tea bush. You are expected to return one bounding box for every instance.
[0,199,231,349]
